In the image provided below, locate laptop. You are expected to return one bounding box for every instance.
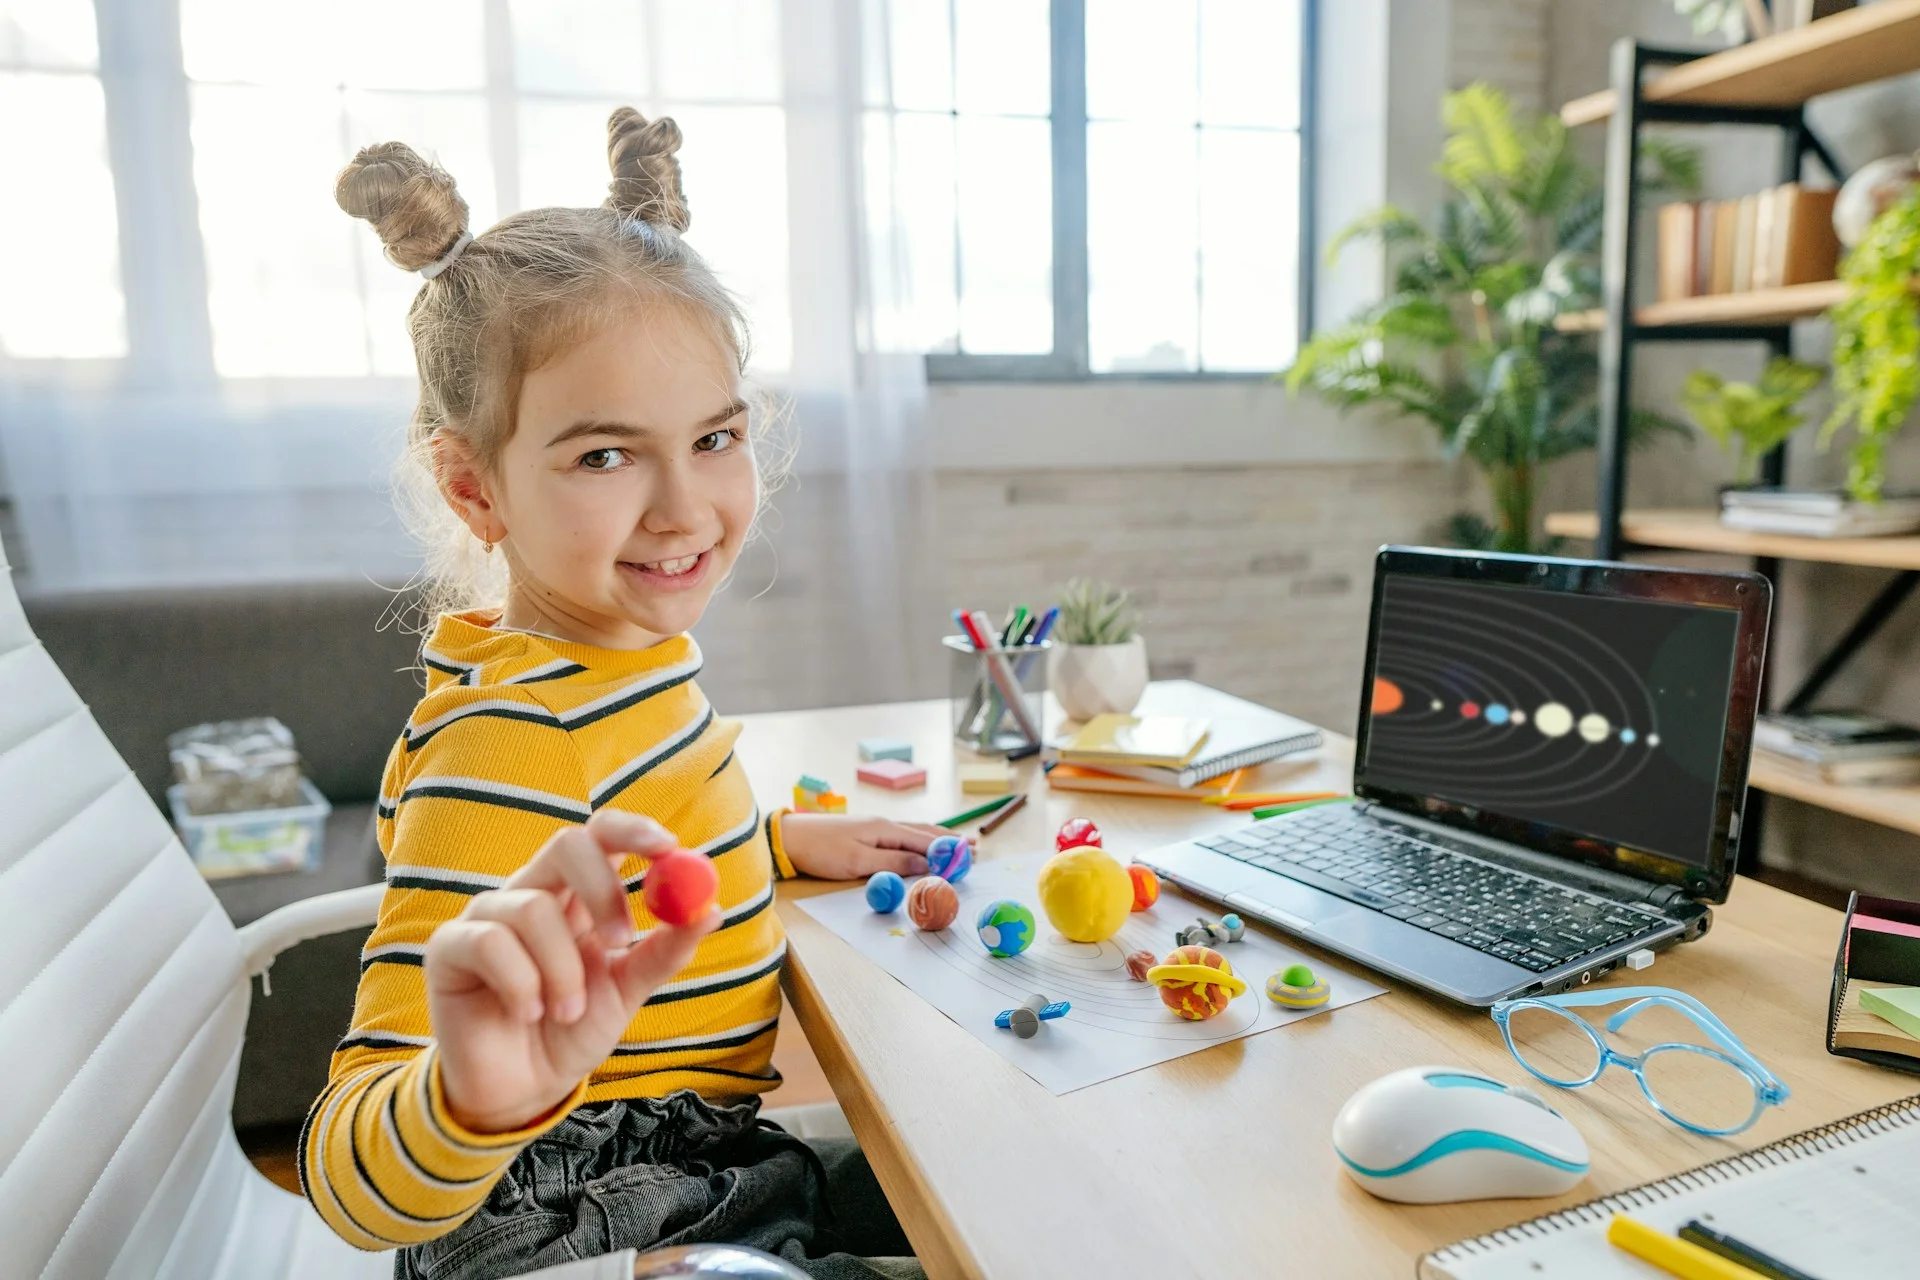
[1139,546,1772,1006]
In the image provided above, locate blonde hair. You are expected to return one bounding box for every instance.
[338,107,768,622]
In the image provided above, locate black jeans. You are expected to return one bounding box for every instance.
[395,1093,922,1280]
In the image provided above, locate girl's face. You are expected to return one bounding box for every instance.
[481,306,756,648]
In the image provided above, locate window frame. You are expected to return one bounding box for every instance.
[925,0,1317,383]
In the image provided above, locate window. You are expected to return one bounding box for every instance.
[0,0,125,358]
[179,0,788,378]
[867,0,1311,378]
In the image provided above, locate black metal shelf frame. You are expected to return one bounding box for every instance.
[1586,39,1919,872]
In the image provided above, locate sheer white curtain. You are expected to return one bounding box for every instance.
[0,0,940,706]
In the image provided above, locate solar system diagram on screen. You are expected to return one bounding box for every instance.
[1366,581,1664,812]
[798,860,1384,1094]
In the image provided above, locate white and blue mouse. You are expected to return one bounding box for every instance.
[1331,1066,1589,1204]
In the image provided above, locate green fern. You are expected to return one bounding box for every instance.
[1283,82,1702,554]
[1055,579,1139,646]
[1822,185,1920,502]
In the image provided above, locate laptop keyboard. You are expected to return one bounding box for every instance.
[1191,807,1669,973]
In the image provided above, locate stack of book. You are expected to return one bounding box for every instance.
[1044,693,1323,799]
[1721,488,1920,538]
[1754,710,1920,787]
[1655,182,1840,302]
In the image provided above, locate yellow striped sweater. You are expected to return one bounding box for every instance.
[300,611,794,1250]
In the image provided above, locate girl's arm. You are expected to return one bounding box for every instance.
[300,702,705,1250]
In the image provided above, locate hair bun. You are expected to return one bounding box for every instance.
[336,142,470,272]
[605,107,690,231]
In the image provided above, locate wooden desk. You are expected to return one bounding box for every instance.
[737,685,1910,1279]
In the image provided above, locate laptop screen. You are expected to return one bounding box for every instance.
[1359,573,1742,870]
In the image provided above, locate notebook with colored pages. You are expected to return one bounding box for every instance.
[1419,1094,1920,1279]
[1058,714,1211,769]
[1043,763,1245,800]
[1053,702,1322,788]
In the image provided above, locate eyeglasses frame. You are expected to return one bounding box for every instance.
[1489,985,1790,1136]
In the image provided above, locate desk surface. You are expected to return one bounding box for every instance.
[738,684,1912,1279]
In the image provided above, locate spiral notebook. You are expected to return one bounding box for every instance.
[1420,1094,1920,1278]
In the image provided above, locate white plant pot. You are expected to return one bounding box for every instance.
[1048,636,1150,722]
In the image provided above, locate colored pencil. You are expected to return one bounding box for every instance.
[1250,796,1351,821]
[1201,789,1342,808]
[977,791,1029,835]
[936,793,1018,829]
[1211,790,1345,812]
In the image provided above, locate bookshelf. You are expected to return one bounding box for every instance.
[1553,280,1851,333]
[1561,0,1920,125]
[1748,756,1920,838]
[1542,509,1920,571]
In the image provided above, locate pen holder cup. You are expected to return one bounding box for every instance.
[945,634,1052,757]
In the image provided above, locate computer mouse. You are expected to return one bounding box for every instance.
[1331,1065,1589,1204]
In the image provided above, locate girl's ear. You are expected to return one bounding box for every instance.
[430,431,506,546]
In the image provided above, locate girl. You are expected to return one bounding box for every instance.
[302,108,935,1280]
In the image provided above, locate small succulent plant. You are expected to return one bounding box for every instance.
[1056,578,1139,646]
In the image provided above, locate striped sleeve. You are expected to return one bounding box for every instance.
[301,692,591,1248]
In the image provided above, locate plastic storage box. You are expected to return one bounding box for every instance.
[167,778,331,879]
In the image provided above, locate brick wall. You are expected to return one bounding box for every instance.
[1450,0,1550,114]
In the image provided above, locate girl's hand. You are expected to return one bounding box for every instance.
[425,810,718,1136]
[779,813,944,881]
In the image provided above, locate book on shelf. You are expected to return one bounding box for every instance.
[1754,709,1920,761]
[1721,487,1920,536]
[1653,183,1839,302]
[1656,201,1698,302]
[1756,750,1920,786]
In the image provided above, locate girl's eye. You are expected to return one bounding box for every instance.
[579,447,629,471]
[695,428,742,455]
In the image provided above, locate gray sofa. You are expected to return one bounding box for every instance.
[27,582,422,1129]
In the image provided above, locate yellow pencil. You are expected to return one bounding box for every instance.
[1606,1215,1766,1280]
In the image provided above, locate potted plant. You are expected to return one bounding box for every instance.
[1048,579,1148,722]
[1286,84,1697,553]
[1681,357,1826,487]
[1824,183,1920,502]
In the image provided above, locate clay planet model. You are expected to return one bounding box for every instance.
[642,849,719,926]
[976,898,1037,957]
[926,834,974,883]
[1127,863,1160,912]
[906,876,960,931]
[1056,817,1102,850]
[1146,945,1248,1021]
[1266,963,1330,1009]
[1036,845,1134,943]
[865,870,906,913]
[1124,949,1158,982]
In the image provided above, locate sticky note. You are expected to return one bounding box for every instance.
[1860,986,1920,1041]
[858,737,914,763]
[858,758,928,790]
[959,761,1013,795]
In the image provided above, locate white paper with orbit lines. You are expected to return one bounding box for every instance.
[797,858,1387,1093]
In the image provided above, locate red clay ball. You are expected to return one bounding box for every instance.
[643,850,718,926]
[1056,817,1102,851]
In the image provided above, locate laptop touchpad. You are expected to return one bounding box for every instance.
[1223,877,1351,927]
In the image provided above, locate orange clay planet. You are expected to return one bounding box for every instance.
[906,876,959,931]
[1127,863,1160,912]
[1146,944,1248,1020]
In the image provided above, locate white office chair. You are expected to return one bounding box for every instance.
[0,535,821,1280]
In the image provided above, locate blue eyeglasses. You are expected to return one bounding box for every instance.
[1490,986,1789,1136]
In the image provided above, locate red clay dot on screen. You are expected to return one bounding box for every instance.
[1460,701,1481,718]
